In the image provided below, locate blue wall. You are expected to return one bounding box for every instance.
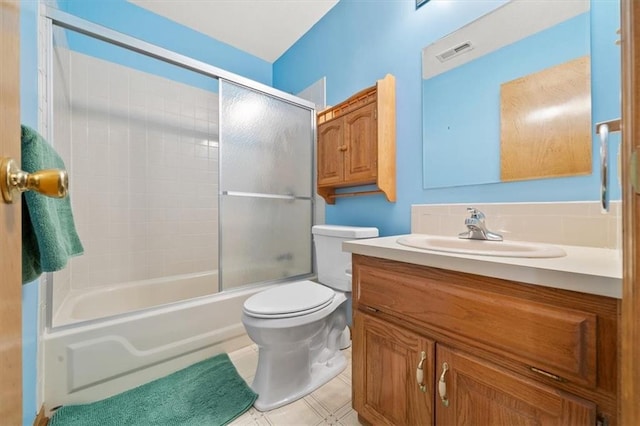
[274,0,621,237]
[423,12,590,188]
[56,0,272,86]
[21,0,39,423]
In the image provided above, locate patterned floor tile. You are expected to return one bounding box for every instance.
[307,374,352,413]
[337,409,362,426]
[229,348,259,380]
[228,407,273,426]
[263,398,325,426]
[228,345,360,426]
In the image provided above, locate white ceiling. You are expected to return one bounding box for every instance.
[128,0,339,63]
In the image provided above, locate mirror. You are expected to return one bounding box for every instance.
[422,0,591,189]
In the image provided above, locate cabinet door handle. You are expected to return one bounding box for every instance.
[438,362,450,407]
[529,366,565,382]
[338,145,348,152]
[416,351,427,392]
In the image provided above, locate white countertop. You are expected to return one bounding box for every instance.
[343,235,623,299]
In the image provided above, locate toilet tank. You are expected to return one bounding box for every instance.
[312,225,379,292]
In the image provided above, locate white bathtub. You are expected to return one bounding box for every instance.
[53,272,219,326]
[43,272,279,410]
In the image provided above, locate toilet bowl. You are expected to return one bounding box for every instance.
[241,225,378,411]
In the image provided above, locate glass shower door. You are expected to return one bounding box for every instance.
[49,26,221,326]
[219,81,314,290]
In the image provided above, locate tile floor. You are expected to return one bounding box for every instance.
[228,344,361,426]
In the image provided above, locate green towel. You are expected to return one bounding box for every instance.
[21,125,83,284]
[49,353,258,426]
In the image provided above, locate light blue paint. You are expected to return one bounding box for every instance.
[59,28,220,93]
[55,0,272,87]
[423,13,590,188]
[21,281,38,426]
[21,0,38,127]
[591,0,622,201]
[20,0,39,422]
[274,0,621,236]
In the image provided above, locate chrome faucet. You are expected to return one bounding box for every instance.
[458,208,503,241]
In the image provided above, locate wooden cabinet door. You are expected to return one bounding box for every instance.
[344,102,377,184]
[317,118,344,186]
[435,345,596,426]
[353,311,434,426]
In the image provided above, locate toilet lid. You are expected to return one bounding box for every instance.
[243,280,335,318]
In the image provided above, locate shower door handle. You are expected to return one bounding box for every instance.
[221,191,313,201]
[1,157,68,204]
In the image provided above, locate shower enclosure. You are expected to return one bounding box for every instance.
[45,8,316,328]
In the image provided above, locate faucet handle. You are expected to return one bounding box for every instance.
[466,207,485,220]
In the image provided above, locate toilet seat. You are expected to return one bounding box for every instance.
[243,280,335,319]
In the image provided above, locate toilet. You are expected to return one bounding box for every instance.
[241,224,379,411]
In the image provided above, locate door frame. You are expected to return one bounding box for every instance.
[621,0,640,423]
[0,0,23,424]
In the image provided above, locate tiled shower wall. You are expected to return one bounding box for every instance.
[50,35,72,317]
[52,47,219,302]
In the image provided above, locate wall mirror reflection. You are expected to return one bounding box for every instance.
[421,0,591,189]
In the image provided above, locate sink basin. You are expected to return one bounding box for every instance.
[396,235,566,258]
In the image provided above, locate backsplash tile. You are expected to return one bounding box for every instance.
[411,201,621,249]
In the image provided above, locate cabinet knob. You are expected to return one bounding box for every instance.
[438,362,450,407]
[338,145,348,152]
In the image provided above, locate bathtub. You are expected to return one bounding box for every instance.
[43,272,280,410]
[52,272,220,326]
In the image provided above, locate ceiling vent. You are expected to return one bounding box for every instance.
[436,41,474,62]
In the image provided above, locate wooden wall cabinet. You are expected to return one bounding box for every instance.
[352,255,619,426]
[317,74,396,204]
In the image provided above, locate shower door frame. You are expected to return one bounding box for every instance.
[217,79,318,292]
[41,6,317,329]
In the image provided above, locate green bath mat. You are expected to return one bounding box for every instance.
[49,353,257,426]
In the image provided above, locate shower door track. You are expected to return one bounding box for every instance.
[43,6,316,110]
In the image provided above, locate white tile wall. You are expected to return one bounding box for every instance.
[53,48,219,292]
[411,201,621,249]
[51,42,72,319]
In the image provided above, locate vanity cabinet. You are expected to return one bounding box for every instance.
[316,74,395,204]
[352,255,619,426]
[353,311,434,425]
[434,345,595,425]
